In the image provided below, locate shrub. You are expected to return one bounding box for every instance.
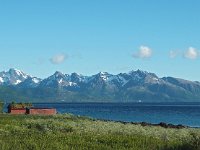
[0,100,4,113]
[25,120,73,133]
[8,102,33,109]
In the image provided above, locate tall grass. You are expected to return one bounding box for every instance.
[0,114,200,150]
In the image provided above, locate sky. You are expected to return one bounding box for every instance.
[0,0,200,81]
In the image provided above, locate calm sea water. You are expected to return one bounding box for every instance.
[4,102,200,127]
[33,102,200,127]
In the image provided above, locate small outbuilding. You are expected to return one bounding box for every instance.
[7,102,30,114]
[27,108,57,115]
[7,102,57,115]
[8,108,27,114]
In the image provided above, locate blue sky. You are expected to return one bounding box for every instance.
[0,0,200,81]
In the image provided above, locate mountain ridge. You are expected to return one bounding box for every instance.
[0,69,200,102]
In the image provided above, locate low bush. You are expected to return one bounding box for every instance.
[0,101,3,113]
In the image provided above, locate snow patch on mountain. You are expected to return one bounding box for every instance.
[14,80,22,85]
[32,77,40,84]
[99,72,110,81]
[117,75,129,86]
[0,77,4,83]
[69,82,77,86]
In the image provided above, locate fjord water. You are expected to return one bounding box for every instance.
[33,102,200,127]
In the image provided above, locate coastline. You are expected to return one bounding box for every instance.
[3,102,200,128]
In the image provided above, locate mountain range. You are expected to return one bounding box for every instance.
[0,68,200,102]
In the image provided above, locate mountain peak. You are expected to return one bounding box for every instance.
[98,71,110,77]
[99,71,108,74]
[129,69,148,75]
[71,72,81,76]
[9,68,27,75]
[92,72,113,82]
[54,71,63,75]
[0,68,30,85]
[53,71,65,78]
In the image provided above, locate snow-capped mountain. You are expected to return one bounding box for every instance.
[1,68,200,102]
[0,68,30,85]
[0,68,198,90]
[39,71,79,88]
[18,77,42,88]
[70,72,87,83]
[121,70,164,88]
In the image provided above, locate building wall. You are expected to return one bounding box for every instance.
[28,109,57,115]
[10,109,27,114]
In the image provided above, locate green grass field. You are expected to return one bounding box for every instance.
[0,114,200,150]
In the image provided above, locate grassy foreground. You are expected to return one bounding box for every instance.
[0,114,200,150]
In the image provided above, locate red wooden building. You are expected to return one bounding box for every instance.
[28,108,57,115]
[8,103,57,115]
[8,108,27,114]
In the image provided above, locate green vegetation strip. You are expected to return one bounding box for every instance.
[0,114,200,150]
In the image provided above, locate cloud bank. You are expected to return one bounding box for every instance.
[50,53,67,64]
[169,50,180,58]
[184,47,199,59]
[169,47,199,60]
[133,46,152,59]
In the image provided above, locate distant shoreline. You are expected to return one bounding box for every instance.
[3,102,200,128]
[97,119,190,129]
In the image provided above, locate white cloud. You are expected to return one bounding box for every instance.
[184,47,199,60]
[169,50,179,58]
[50,53,67,64]
[133,46,152,59]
